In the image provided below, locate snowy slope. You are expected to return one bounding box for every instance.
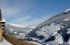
[26,9,70,45]
[28,9,70,36]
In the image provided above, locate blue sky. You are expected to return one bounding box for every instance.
[0,0,70,27]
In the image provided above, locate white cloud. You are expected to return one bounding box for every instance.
[13,15,31,23]
[15,15,52,27]
[6,15,52,28]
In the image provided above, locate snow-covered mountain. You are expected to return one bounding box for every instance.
[28,9,70,36]
[5,23,32,32]
[5,23,33,39]
[26,9,70,45]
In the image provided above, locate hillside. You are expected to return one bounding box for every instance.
[26,9,70,45]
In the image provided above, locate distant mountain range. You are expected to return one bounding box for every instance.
[5,23,32,32]
[5,23,33,39]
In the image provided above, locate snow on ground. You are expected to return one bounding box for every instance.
[26,22,70,45]
[64,9,70,12]
[64,17,70,21]
[0,38,12,45]
[36,23,61,37]
[26,41,42,45]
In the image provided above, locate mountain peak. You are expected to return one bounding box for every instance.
[64,9,70,12]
